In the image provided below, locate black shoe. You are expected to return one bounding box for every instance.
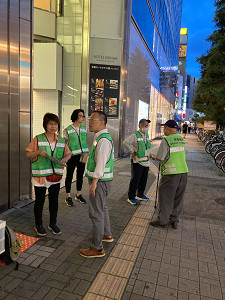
[170,220,178,229]
[75,194,87,204]
[34,225,46,236]
[65,197,74,207]
[48,224,61,234]
[150,220,167,228]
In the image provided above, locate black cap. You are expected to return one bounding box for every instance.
[139,119,151,126]
[161,120,178,128]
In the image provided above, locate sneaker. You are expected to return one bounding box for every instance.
[65,197,74,207]
[127,198,138,205]
[48,224,61,234]
[79,247,105,258]
[34,225,46,236]
[150,220,167,228]
[75,194,87,204]
[102,234,114,243]
[136,195,149,201]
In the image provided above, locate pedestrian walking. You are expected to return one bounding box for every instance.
[79,111,114,258]
[149,120,188,229]
[63,109,89,206]
[26,113,71,236]
[182,122,188,138]
[123,119,151,205]
[188,123,191,134]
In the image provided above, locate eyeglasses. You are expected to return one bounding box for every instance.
[89,119,100,122]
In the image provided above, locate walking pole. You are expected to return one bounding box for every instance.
[155,163,160,209]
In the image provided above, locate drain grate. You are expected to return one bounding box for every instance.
[215,198,225,206]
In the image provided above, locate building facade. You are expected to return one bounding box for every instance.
[0,0,33,211]
[0,0,183,211]
[185,74,199,121]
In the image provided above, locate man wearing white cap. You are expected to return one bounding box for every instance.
[123,119,151,205]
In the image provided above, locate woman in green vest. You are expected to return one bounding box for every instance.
[63,109,89,206]
[26,113,71,236]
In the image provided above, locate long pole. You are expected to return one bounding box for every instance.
[155,163,160,209]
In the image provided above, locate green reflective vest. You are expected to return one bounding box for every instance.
[161,134,188,175]
[32,133,65,177]
[134,131,151,162]
[85,132,114,181]
[66,125,89,156]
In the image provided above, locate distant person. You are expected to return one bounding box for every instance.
[123,119,151,205]
[182,122,188,138]
[79,111,114,258]
[26,113,71,236]
[188,123,191,134]
[149,120,188,229]
[63,109,89,206]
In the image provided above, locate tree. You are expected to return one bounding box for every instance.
[192,0,225,127]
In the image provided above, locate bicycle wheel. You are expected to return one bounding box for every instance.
[211,144,223,156]
[205,142,213,154]
[220,156,225,173]
[214,151,225,169]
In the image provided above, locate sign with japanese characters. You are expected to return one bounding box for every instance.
[89,64,120,117]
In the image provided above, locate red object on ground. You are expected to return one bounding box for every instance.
[0,233,39,265]
[15,233,39,254]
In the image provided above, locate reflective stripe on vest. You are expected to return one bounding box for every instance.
[66,125,88,155]
[32,133,65,177]
[170,147,185,153]
[85,133,114,181]
[86,170,113,179]
[134,131,151,162]
[161,134,188,175]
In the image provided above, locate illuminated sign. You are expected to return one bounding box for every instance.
[180,28,187,35]
[179,45,187,57]
[138,100,149,129]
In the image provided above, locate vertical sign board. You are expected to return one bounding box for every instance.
[89,64,120,117]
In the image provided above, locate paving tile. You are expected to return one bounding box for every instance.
[88,273,127,299]
[31,285,51,300]
[101,257,134,278]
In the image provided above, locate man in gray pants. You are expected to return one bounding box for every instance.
[79,111,114,258]
[150,120,188,229]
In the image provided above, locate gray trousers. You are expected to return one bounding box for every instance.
[88,178,112,251]
[158,173,187,225]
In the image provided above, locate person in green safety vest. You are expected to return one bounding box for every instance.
[26,113,71,236]
[79,111,114,258]
[123,119,152,205]
[63,109,89,206]
[150,120,188,229]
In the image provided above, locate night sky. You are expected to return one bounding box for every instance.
[181,0,216,79]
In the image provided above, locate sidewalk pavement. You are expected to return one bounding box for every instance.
[1,133,225,300]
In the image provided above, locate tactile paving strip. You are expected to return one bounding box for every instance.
[84,161,159,300]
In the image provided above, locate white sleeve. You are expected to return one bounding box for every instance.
[63,129,69,141]
[123,133,138,153]
[93,138,112,178]
[156,139,170,161]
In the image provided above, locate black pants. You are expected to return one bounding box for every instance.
[34,183,60,226]
[128,161,149,199]
[65,155,85,193]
